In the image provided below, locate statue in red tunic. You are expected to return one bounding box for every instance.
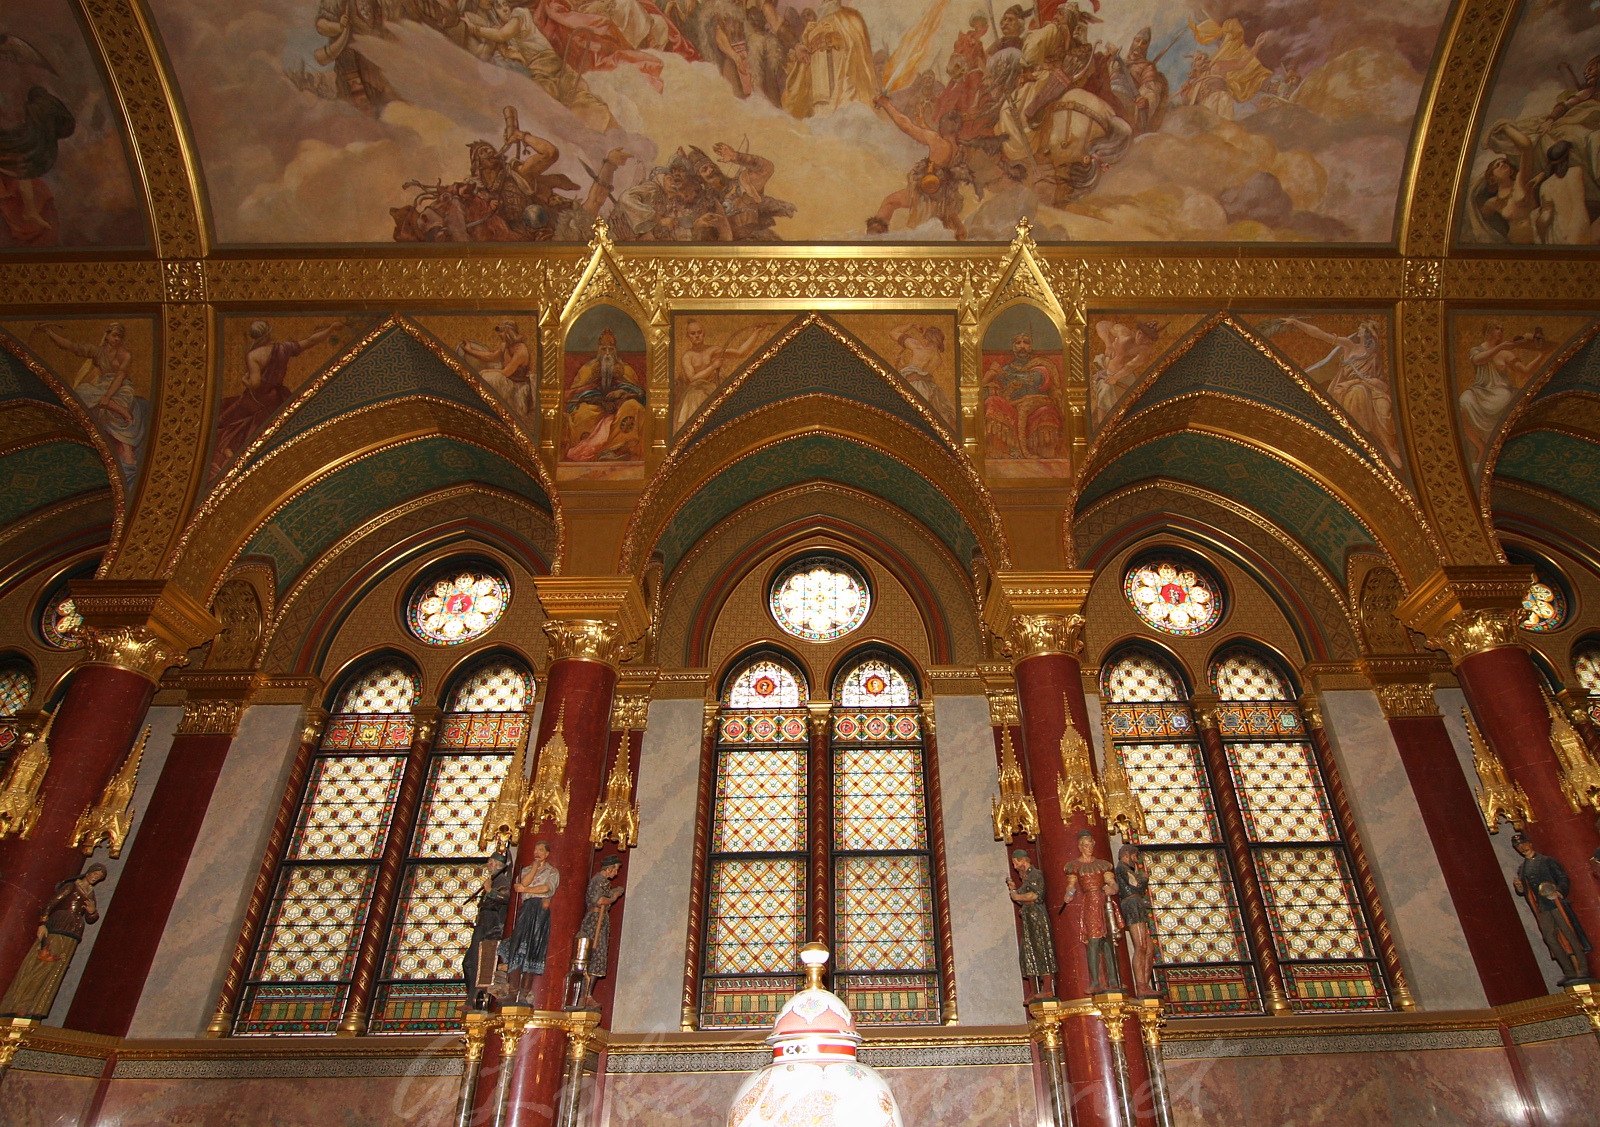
[1061,829,1122,994]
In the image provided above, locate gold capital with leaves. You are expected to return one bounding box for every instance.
[991,724,1039,841]
[0,711,54,841]
[524,703,572,832]
[73,726,148,857]
[1056,697,1106,821]
[1464,709,1533,833]
[590,729,641,849]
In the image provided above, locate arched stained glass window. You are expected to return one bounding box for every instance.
[0,659,35,766]
[1208,645,1387,1012]
[1102,647,1254,1016]
[769,556,871,642]
[1574,641,1600,726]
[836,658,915,708]
[725,657,805,709]
[1521,577,1567,633]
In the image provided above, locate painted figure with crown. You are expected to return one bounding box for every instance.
[726,943,903,1127]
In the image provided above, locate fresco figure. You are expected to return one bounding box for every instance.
[210,319,343,479]
[565,326,645,462]
[576,854,624,1008]
[1092,319,1163,422]
[0,83,73,247]
[1007,849,1056,1000]
[32,322,149,486]
[1512,832,1593,984]
[0,863,105,1018]
[461,850,512,1002]
[780,0,877,119]
[313,0,391,113]
[984,332,1064,463]
[459,320,535,423]
[1115,844,1157,998]
[1258,316,1403,468]
[503,840,559,1003]
[1060,830,1121,994]
[889,322,957,426]
[1458,321,1552,468]
[868,97,974,239]
[673,317,773,431]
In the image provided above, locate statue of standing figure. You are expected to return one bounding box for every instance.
[1115,844,1157,998]
[1007,849,1057,1000]
[1512,832,1594,984]
[502,841,560,1004]
[1061,830,1122,994]
[0,864,106,1018]
[575,854,624,1009]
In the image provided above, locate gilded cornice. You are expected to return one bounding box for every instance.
[983,571,1092,660]
[1395,564,1532,663]
[1359,657,1445,719]
[536,576,648,669]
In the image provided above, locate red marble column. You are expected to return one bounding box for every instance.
[66,684,257,1036]
[0,663,161,992]
[1364,669,1546,1006]
[1456,645,1600,979]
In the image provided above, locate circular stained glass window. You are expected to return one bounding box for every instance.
[1521,577,1566,633]
[406,566,509,646]
[769,556,870,642]
[1123,558,1223,636]
[40,582,85,650]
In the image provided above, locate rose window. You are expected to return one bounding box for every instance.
[1124,559,1222,636]
[40,582,85,650]
[407,567,509,646]
[1520,578,1566,633]
[769,557,870,642]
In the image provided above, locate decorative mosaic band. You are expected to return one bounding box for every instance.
[604,1041,1032,1074]
[1508,1014,1593,1045]
[1163,1028,1504,1059]
[108,1055,463,1080]
[11,1049,106,1077]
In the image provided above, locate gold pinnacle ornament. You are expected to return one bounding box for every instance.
[479,723,531,850]
[0,711,54,840]
[1056,696,1106,822]
[1543,689,1600,813]
[1100,719,1148,841]
[590,728,641,849]
[73,726,148,857]
[524,702,572,832]
[1464,708,1533,832]
[991,724,1039,841]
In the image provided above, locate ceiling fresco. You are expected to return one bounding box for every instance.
[147,0,1450,245]
[1460,0,1600,246]
[0,0,144,248]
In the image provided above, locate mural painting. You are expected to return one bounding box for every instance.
[1450,312,1593,474]
[0,0,143,248]
[1088,312,1206,431]
[4,317,155,489]
[148,0,1450,244]
[1461,0,1600,245]
[982,304,1066,478]
[412,312,541,433]
[207,314,374,483]
[1245,312,1405,472]
[668,311,960,436]
[562,304,646,479]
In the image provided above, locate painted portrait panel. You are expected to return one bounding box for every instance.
[208,314,376,483]
[832,312,960,432]
[1451,313,1595,475]
[982,304,1067,479]
[1088,312,1208,432]
[148,0,1448,244]
[670,313,786,434]
[3,317,155,489]
[411,312,540,435]
[0,0,143,249]
[1459,0,1600,246]
[561,305,646,480]
[1243,312,1406,472]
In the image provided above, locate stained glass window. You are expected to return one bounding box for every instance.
[0,662,34,717]
[836,659,915,707]
[725,657,805,709]
[1102,647,1257,1016]
[769,556,870,642]
[406,566,510,646]
[1124,558,1223,636]
[39,580,85,650]
[1208,646,1387,1013]
[1520,577,1566,633]
[1574,642,1600,726]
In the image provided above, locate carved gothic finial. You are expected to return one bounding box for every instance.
[590,729,641,850]
[1464,708,1533,832]
[1542,689,1600,813]
[1056,696,1106,822]
[1011,216,1034,251]
[590,216,614,251]
[991,724,1039,841]
[479,723,531,851]
[0,710,54,840]
[73,725,148,857]
[524,702,572,832]
[1100,719,1148,841]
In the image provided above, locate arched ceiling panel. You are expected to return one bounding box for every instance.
[0,442,110,530]
[1496,430,1600,516]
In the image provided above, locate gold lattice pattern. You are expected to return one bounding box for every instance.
[705,858,806,975]
[833,746,927,851]
[1256,847,1372,962]
[833,855,934,973]
[1121,743,1221,845]
[411,754,514,858]
[1228,743,1339,842]
[436,712,529,749]
[447,660,532,712]
[253,865,375,982]
[711,745,806,853]
[1211,650,1293,702]
[383,862,482,980]
[335,661,420,714]
[1144,848,1247,964]
[1103,651,1186,703]
[288,756,406,860]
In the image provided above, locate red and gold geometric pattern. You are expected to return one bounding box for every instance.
[1216,703,1302,737]
[334,661,419,714]
[705,858,806,975]
[1227,742,1339,842]
[1119,742,1221,845]
[0,663,32,716]
[720,712,808,743]
[1101,650,1186,702]
[1256,846,1373,963]
[446,659,531,712]
[1103,703,1196,741]
[320,716,415,750]
[712,745,807,853]
[382,861,482,980]
[411,754,514,857]
[288,756,406,860]
[1211,649,1293,702]
[436,712,529,749]
[251,864,376,983]
[1144,848,1247,965]
[833,854,934,973]
[832,712,920,741]
[833,746,928,851]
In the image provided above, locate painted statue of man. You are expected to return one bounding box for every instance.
[1115,844,1157,998]
[575,854,625,1008]
[461,849,513,1005]
[1061,830,1122,994]
[1512,833,1593,983]
[503,841,560,1004]
[0,863,106,1018]
[1007,848,1056,999]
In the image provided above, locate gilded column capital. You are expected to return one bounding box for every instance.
[301,708,329,747]
[610,669,658,730]
[1360,657,1443,719]
[174,672,268,736]
[411,705,442,745]
[1395,566,1533,664]
[1189,691,1220,731]
[983,571,1093,661]
[178,699,246,737]
[71,580,221,683]
[985,690,1020,728]
[535,576,649,670]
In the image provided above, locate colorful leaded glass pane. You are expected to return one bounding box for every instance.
[320,717,416,750]
[718,712,808,743]
[1216,703,1303,738]
[447,660,531,712]
[833,855,934,972]
[1143,848,1247,964]
[407,568,510,646]
[252,864,376,982]
[383,862,481,980]
[1121,743,1220,845]
[1576,643,1600,695]
[436,712,529,749]
[1211,649,1293,702]
[1256,846,1372,962]
[288,756,407,860]
[1521,579,1566,633]
[411,754,514,858]
[836,659,915,707]
[0,664,33,716]
[1103,703,1194,740]
[711,745,807,853]
[335,661,419,714]
[705,858,806,974]
[39,584,84,650]
[1124,559,1222,636]
[1227,742,1339,842]
[1102,651,1186,703]
[833,746,927,851]
[726,659,806,709]
[839,973,940,1025]
[832,712,920,741]
[769,557,870,642]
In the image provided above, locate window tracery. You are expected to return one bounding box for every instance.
[1124,558,1223,636]
[769,556,871,642]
